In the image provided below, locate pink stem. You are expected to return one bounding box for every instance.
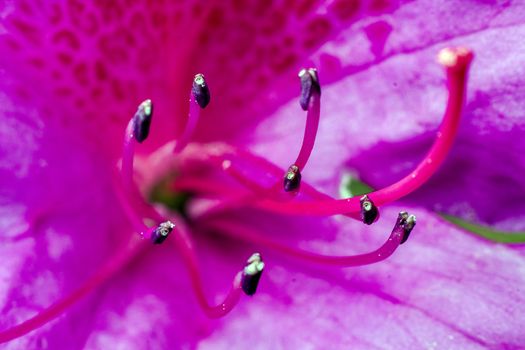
[174,92,200,153]
[0,234,148,343]
[169,217,243,318]
[204,220,403,267]
[294,92,321,170]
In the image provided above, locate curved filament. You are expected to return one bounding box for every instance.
[294,91,321,170]
[169,217,243,318]
[204,219,403,267]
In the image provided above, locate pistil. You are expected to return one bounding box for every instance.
[247,48,473,216]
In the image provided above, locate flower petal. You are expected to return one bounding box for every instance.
[0,0,406,154]
[197,207,525,349]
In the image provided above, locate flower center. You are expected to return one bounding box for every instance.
[0,47,473,343]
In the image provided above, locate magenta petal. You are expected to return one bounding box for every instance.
[0,167,127,346]
[0,0,396,155]
[1,0,525,348]
[197,208,525,349]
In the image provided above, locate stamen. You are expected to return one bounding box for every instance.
[132,99,153,143]
[360,195,379,225]
[286,68,321,188]
[283,164,301,192]
[204,216,410,268]
[174,74,209,153]
[151,220,175,244]
[241,253,265,296]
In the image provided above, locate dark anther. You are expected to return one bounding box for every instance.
[151,221,175,244]
[133,99,153,143]
[283,164,301,192]
[241,253,265,296]
[298,68,320,111]
[360,195,379,225]
[192,73,210,108]
[396,211,417,244]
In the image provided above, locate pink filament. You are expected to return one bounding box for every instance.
[174,91,201,153]
[294,91,321,170]
[119,116,165,225]
[221,161,270,194]
[0,235,148,344]
[121,119,136,192]
[116,173,244,319]
[204,219,402,267]
[169,217,243,318]
[114,170,164,229]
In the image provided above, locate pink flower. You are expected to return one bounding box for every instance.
[1,1,525,349]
